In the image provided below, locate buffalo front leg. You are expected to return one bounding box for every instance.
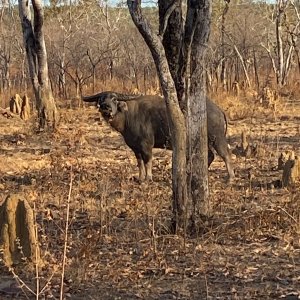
[144,157,153,181]
[135,153,146,181]
[141,150,153,181]
[224,155,235,183]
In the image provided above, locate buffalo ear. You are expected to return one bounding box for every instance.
[118,101,128,112]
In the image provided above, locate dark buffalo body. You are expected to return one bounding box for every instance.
[83,92,234,182]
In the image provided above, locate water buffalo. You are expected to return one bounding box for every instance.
[83,91,235,182]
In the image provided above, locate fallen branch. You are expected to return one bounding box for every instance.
[0,107,18,119]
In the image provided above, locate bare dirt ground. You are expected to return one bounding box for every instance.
[0,99,300,299]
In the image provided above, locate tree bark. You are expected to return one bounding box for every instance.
[18,0,59,129]
[158,0,184,102]
[276,0,288,86]
[187,0,211,219]
[127,0,188,231]
[159,0,211,220]
[220,0,229,91]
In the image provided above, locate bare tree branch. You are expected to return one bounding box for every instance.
[158,0,179,37]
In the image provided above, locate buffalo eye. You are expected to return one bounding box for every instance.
[99,103,110,110]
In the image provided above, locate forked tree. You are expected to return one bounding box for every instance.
[127,0,212,232]
[18,0,59,129]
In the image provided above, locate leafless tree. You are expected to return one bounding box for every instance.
[18,0,59,129]
[128,1,188,231]
[0,35,11,91]
[220,0,229,91]
[261,0,300,87]
[276,0,290,86]
[0,1,297,113]
[128,0,212,231]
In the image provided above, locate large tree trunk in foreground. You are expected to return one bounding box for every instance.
[19,0,59,129]
[128,0,212,231]
[158,0,211,221]
[158,0,184,102]
[188,1,211,218]
[127,0,188,231]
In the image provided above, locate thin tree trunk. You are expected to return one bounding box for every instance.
[220,1,229,91]
[187,0,211,220]
[18,0,59,129]
[59,40,67,98]
[276,0,286,86]
[294,44,300,74]
[290,0,300,74]
[261,41,278,79]
[282,42,294,85]
[158,0,183,99]
[253,49,260,91]
[233,44,251,88]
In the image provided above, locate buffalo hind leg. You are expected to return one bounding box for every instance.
[214,139,235,183]
[208,147,215,167]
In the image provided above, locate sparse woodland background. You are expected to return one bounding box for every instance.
[1,0,300,105]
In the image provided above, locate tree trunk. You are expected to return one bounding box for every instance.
[276,0,286,86]
[59,41,67,98]
[220,1,229,91]
[158,0,184,100]
[18,0,59,130]
[233,44,251,88]
[128,0,212,232]
[253,49,260,91]
[127,0,188,231]
[159,0,211,221]
[187,0,211,219]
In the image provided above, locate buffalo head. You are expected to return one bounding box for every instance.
[82,91,139,121]
[97,93,128,122]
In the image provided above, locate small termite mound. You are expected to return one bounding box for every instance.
[20,95,31,121]
[281,151,300,187]
[0,194,39,266]
[9,94,31,120]
[232,81,240,96]
[278,151,290,170]
[232,131,265,158]
[9,94,22,115]
[259,86,277,109]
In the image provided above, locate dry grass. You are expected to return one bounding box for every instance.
[0,96,300,299]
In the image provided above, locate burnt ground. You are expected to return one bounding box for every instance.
[0,100,299,300]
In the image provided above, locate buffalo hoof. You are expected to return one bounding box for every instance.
[145,176,153,182]
[131,176,153,184]
[131,176,143,184]
[226,177,235,184]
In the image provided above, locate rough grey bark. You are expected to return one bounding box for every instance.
[220,0,229,91]
[0,46,11,90]
[159,0,211,220]
[158,0,184,102]
[127,0,188,231]
[187,0,211,218]
[18,0,59,129]
[276,0,286,86]
[128,0,212,230]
